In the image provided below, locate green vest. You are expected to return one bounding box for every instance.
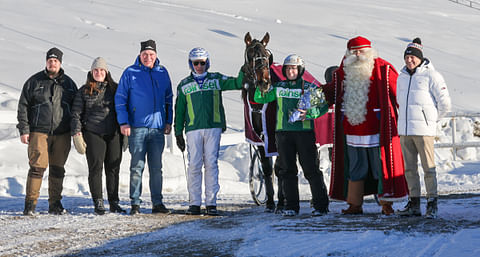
[174,71,243,135]
[254,79,316,132]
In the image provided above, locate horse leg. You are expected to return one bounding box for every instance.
[252,111,275,209]
[257,145,274,209]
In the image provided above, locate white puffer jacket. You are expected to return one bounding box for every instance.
[397,58,451,136]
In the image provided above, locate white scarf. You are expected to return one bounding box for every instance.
[342,48,376,126]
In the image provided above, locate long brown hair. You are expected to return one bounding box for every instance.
[84,71,118,95]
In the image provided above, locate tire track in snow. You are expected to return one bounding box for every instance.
[140,0,253,22]
[0,24,124,72]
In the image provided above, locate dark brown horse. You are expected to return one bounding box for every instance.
[241,32,284,210]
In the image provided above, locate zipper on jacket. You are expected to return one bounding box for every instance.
[422,110,429,126]
[149,70,157,120]
[404,75,413,135]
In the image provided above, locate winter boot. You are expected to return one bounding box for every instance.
[23,200,36,216]
[48,176,65,214]
[397,197,421,217]
[282,209,298,217]
[109,201,126,213]
[425,197,438,219]
[274,203,284,214]
[93,199,106,215]
[24,176,43,213]
[185,205,201,215]
[380,200,394,216]
[342,180,364,215]
[206,205,219,216]
[312,208,328,217]
[48,200,66,215]
[152,203,170,214]
[130,205,141,215]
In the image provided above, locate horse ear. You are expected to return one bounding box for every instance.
[244,32,252,46]
[261,32,270,46]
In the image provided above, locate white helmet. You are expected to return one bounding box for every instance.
[282,54,305,79]
[188,47,210,71]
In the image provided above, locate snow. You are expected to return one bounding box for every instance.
[0,0,480,256]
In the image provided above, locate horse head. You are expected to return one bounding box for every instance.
[242,32,272,98]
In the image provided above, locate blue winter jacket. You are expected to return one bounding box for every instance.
[115,56,173,129]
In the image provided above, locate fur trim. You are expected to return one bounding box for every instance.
[342,48,375,125]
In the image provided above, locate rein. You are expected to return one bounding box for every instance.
[243,42,271,89]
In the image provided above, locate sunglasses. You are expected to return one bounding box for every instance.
[193,61,206,66]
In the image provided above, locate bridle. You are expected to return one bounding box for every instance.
[244,41,271,90]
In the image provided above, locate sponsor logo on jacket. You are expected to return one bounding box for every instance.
[182,80,221,95]
[276,87,302,99]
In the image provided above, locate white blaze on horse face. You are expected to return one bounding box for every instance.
[285,65,298,80]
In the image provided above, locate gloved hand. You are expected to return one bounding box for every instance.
[73,134,87,154]
[176,135,185,152]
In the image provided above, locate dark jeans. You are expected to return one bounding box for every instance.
[276,131,329,212]
[84,131,122,202]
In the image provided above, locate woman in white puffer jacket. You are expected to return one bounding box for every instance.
[396,38,451,219]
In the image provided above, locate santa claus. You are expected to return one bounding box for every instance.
[323,36,408,215]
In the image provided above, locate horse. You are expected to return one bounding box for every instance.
[241,32,284,210]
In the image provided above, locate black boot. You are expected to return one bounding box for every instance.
[23,200,36,216]
[397,197,421,217]
[93,199,106,215]
[130,205,141,215]
[109,201,126,213]
[48,200,66,215]
[185,205,201,215]
[425,197,438,219]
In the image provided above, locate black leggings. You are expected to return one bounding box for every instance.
[83,131,122,201]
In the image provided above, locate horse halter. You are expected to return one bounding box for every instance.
[244,41,271,89]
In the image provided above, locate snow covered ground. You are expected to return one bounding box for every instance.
[1,0,480,256]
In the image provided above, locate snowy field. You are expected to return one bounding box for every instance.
[1,0,480,256]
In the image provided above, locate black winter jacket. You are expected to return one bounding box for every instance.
[70,81,119,136]
[17,69,77,135]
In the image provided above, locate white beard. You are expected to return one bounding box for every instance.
[342,48,376,126]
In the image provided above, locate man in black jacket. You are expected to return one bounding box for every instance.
[17,47,78,215]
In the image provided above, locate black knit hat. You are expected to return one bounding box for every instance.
[140,39,156,53]
[46,47,63,63]
[404,38,423,61]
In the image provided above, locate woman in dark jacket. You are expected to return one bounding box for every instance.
[71,57,125,214]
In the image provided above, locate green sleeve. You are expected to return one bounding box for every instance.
[174,86,187,136]
[254,86,276,103]
[220,70,244,90]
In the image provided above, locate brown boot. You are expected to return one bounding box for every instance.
[25,176,43,203]
[380,200,394,215]
[342,180,364,215]
[342,203,363,214]
[24,176,43,216]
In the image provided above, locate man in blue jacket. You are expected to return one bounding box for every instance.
[115,40,173,215]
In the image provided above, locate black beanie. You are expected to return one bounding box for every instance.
[140,39,156,53]
[46,47,63,63]
[404,38,423,61]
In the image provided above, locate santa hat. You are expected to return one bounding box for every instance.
[404,37,423,61]
[347,36,371,50]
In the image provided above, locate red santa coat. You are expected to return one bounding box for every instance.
[323,57,408,201]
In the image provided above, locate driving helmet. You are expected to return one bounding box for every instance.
[188,47,210,71]
[282,54,305,79]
